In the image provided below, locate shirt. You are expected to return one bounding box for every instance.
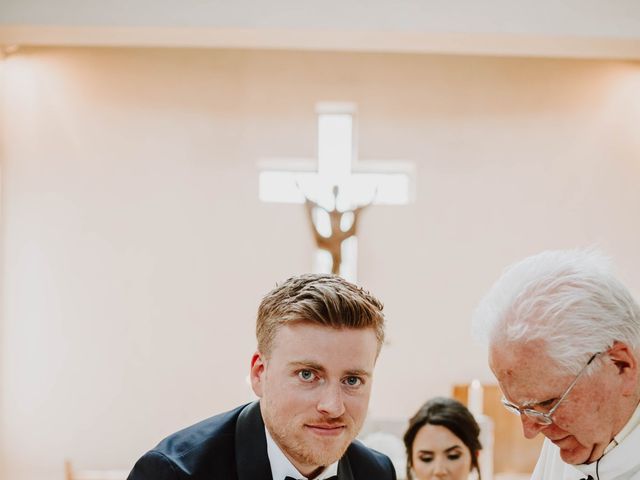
[531,401,640,479]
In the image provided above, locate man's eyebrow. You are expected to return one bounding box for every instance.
[344,369,371,378]
[518,396,554,409]
[289,360,324,369]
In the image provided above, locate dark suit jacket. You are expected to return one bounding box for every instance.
[128,402,396,480]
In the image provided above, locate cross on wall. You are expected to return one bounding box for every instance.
[259,102,413,281]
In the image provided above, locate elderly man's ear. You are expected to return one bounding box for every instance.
[608,341,638,395]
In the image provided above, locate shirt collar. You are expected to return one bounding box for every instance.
[265,426,339,480]
[603,399,640,455]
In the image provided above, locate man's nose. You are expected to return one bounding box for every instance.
[521,414,546,439]
[316,382,345,418]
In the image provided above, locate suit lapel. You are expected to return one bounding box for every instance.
[337,455,354,480]
[235,401,273,480]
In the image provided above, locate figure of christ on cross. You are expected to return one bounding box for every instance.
[302,185,373,275]
[258,102,412,281]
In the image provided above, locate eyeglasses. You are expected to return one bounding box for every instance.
[501,352,601,426]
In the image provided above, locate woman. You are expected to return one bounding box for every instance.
[404,397,482,480]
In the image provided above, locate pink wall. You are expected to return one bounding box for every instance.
[1,47,640,479]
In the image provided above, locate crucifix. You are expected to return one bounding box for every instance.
[259,102,412,281]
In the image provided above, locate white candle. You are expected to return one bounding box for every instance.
[468,379,483,417]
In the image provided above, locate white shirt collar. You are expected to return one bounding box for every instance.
[570,402,640,478]
[603,399,640,455]
[265,426,339,480]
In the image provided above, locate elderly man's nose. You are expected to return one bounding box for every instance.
[521,415,546,439]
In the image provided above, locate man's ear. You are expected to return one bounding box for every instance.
[250,351,266,398]
[607,341,638,395]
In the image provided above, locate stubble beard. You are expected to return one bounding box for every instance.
[264,410,357,469]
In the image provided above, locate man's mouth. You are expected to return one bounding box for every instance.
[305,424,347,436]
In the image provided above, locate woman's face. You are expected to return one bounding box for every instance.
[411,424,473,480]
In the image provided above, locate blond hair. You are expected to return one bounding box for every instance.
[257,273,385,356]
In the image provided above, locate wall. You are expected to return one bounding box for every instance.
[0,49,7,478]
[1,47,640,479]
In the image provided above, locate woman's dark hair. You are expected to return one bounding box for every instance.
[403,397,482,480]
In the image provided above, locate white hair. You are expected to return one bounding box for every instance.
[472,249,640,374]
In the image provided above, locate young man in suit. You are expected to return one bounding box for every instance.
[128,273,396,480]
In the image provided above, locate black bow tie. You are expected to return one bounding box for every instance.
[285,477,338,480]
[580,477,594,480]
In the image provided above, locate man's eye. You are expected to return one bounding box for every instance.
[298,370,316,382]
[537,398,556,409]
[344,376,363,387]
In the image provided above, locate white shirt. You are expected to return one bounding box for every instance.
[531,402,640,480]
[265,427,339,480]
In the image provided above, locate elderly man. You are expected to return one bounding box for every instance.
[128,273,396,480]
[473,250,640,479]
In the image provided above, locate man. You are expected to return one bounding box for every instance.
[472,249,640,479]
[128,273,396,480]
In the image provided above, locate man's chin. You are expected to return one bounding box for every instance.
[556,439,593,465]
[296,446,345,469]
[300,430,351,465]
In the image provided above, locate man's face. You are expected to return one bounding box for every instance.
[489,340,636,465]
[250,322,379,476]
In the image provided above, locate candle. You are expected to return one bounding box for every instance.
[468,379,483,417]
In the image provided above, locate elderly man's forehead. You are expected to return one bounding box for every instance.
[489,339,566,405]
[489,339,550,373]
